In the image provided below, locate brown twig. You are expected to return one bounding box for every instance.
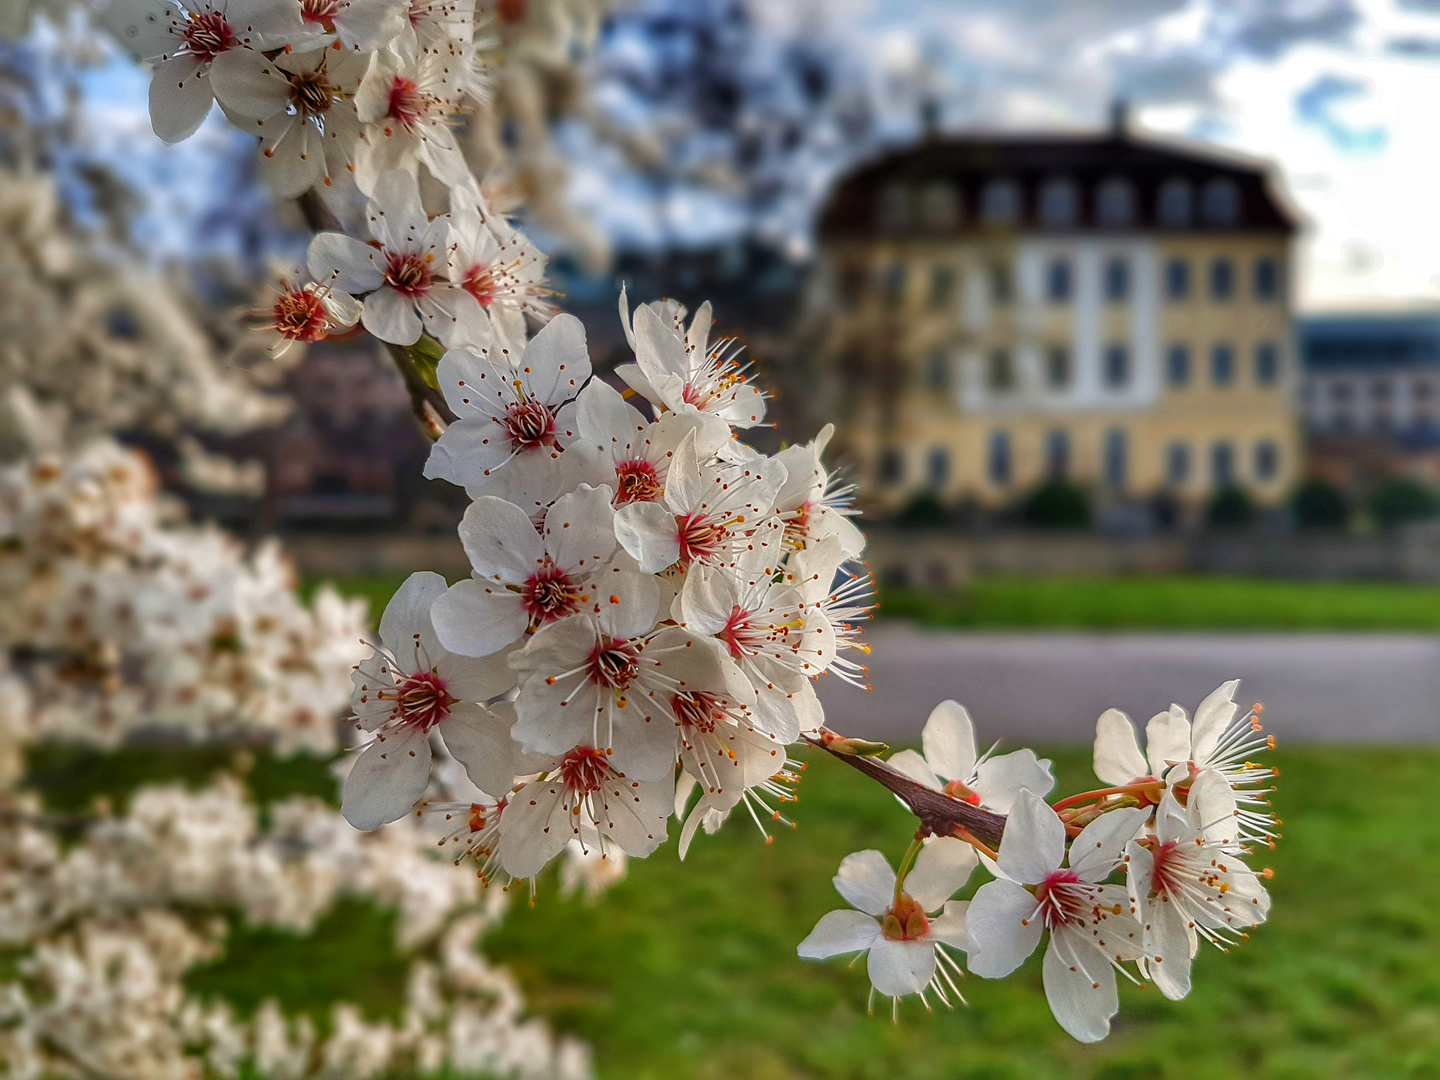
[803,728,1007,848]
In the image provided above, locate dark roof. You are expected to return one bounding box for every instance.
[1300,312,1440,371]
[818,132,1298,240]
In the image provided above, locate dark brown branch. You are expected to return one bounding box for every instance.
[804,728,1007,848]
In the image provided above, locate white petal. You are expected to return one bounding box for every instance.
[496,780,568,878]
[520,312,591,404]
[544,485,616,575]
[1189,679,1241,766]
[867,939,936,998]
[833,849,896,917]
[972,749,1055,814]
[1043,933,1119,1044]
[996,789,1065,885]
[361,287,422,345]
[422,419,515,489]
[1145,705,1192,778]
[594,571,661,641]
[1144,891,1196,1001]
[340,726,432,831]
[429,578,528,659]
[457,496,545,583]
[576,377,647,446]
[928,901,970,950]
[307,231,384,294]
[905,836,978,912]
[797,909,881,959]
[1069,806,1149,882]
[438,702,517,797]
[965,879,1043,978]
[614,500,680,574]
[887,749,942,791]
[600,776,672,858]
[208,48,288,121]
[1093,708,1149,786]
[921,699,977,782]
[149,55,213,143]
[379,571,448,657]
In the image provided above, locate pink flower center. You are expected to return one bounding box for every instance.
[300,0,342,24]
[383,252,432,297]
[882,893,930,941]
[719,605,764,659]
[503,398,556,450]
[614,459,662,504]
[386,76,431,128]
[463,265,496,307]
[287,69,339,117]
[559,745,608,794]
[271,286,331,343]
[181,11,237,62]
[671,690,722,733]
[677,512,727,565]
[521,562,582,624]
[587,637,639,691]
[1033,870,1087,930]
[394,670,452,731]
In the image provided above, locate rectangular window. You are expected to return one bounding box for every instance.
[1211,343,1234,386]
[1046,429,1069,479]
[987,348,1015,391]
[1253,440,1278,481]
[839,265,866,305]
[925,348,949,390]
[988,431,1011,485]
[929,266,955,309]
[1254,257,1279,301]
[1104,257,1129,302]
[1166,344,1190,387]
[927,447,949,487]
[1165,257,1190,301]
[878,448,904,486]
[1045,346,1071,389]
[1210,257,1234,300]
[1104,429,1127,489]
[1255,343,1279,385]
[1046,259,1072,303]
[881,264,907,304]
[1212,442,1234,487]
[1166,442,1190,484]
[990,262,1012,305]
[1104,344,1130,388]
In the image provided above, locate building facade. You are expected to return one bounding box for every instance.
[1299,311,1440,488]
[804,128,1302,513]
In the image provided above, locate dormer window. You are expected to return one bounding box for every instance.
[1202,178,1239,224]
[1038,178,1078,226]
[1157,178,1193,226]
[918,182,959,228]
[981,179,1020,224]
[1096,178,1135,226]
[878,184,911,230]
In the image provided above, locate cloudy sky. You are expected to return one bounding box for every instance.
[577,0,1440,312]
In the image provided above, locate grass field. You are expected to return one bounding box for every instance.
[29,742,1440,1079]
[311,572,1440,633]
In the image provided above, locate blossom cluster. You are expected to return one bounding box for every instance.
[336,285,872,883]
[0,776,591,1080]
[801,688,1277,1040]
[0,439,367,755]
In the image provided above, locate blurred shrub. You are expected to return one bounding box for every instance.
[1019,480,1090,529]
[1292,479,1349,530]
[1369,478,1440,529]
[894,492,951,528]
[1206,485,1254,529]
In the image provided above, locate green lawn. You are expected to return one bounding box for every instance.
[25,741,1440,1079]
[311,572,1440,633]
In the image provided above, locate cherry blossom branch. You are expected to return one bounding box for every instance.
[804,728,1007,848]
[295,191,453,440]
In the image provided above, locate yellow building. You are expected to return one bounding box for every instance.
[805,125,1301,514]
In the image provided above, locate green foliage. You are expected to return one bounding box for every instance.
[1206,484,1254,528]
[1291,479,1350,530]
[484,748,1440,1080]
[1019,480,1091,529]
[878,575,1440,631]
[893,493,950,528]
[1368,478,1440,529]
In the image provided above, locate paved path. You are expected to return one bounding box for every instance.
[817,625,1440,744]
